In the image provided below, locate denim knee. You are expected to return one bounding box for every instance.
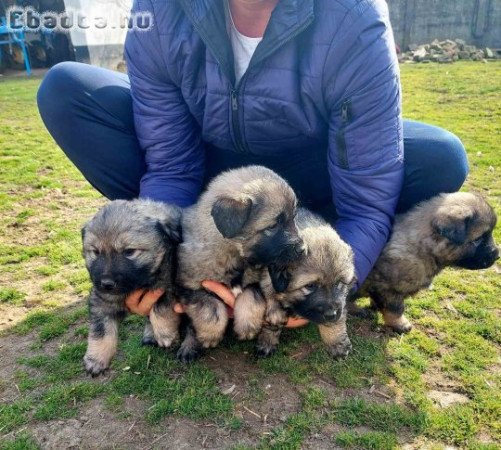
[429,129,469,192]
[37,61,83,125]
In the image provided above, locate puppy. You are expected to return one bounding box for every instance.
[256,208,356,358]
[354,192,499,333]
[81,199,181,375]
[174,165,304,362]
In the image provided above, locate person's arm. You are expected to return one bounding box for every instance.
[324,1,404,287]
[124,0,204,207]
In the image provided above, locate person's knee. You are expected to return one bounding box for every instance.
[431,130,469,192]
[37,61,84,124]
[415,127,469,195]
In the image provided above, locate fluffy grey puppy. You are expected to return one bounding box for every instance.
[81,199,181,376]
[174,165,304,362]
[256,208,356,357]
[354,192,499,332]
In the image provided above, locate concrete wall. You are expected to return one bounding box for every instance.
[64,0,131,70]
[387,0,501,50]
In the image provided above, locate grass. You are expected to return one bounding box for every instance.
[0,62,500,448]
[335,430,399,450]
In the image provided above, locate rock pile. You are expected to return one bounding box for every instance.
[398,39,499,64]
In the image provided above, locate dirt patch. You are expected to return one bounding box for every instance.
[427,390,469,408]
[0,332,40,402]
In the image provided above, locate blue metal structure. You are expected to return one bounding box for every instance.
[0,15,31,75]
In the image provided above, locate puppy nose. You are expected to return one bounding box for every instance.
[323,310,339,322]
[100,278,117,291]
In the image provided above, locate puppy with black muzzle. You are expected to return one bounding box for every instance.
[353,192,499,333]
[256,208,356,358]
[81,199,181,376]
[172,165,304,362]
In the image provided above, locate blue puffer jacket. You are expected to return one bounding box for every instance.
[124,0,404,285]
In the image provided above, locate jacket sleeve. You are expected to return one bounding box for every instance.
[124,0,205,207]
[323,0,404,287]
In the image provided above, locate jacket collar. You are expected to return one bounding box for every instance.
[178,0,314,86]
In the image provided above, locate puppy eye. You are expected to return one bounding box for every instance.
[263,223,278,236]
[472,237,483,247]
[124,249,141,259]
[302,283,318,295]
[88,248,100,256]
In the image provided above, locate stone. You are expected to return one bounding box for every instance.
[464,45,477,54]
[458,50,471,60]
[455,38,466,47]
[472,51,484,61]
[428,390,469,408]
[484,47,494,58]
[408,43,419,51]
[413,46,428,62]
[437,55,454,64]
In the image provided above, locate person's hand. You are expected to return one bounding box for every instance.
[125,289,165,316]
[125,282,309,329]
[201,280,309,328]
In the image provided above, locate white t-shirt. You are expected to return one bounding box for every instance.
[226,1,263,84]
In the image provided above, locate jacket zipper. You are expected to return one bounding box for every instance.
[229,15,315,154]
[336,100,351,170]
[230,88,247,153]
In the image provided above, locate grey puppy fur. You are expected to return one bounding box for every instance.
[256,208,356,357]
[172,165,304,362]
[81,199,181,376]
[353,192,499,333]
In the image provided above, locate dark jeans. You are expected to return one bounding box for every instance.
[37,62,469,214]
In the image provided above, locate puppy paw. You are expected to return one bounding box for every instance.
[176,346,201,363]
[326,335,352,359]
[234,322,261,341]
[198,336,222,349]
[255,343,277,358]
[153,332,179,349]
[383,313,412,334]
[141,335,158,346]
[83,354,110,377]
[389,320,413,334]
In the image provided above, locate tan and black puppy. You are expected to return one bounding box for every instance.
[257,208,356,358]
[81,199,181,376]
[175,165,304,362]
[354,192,499,333]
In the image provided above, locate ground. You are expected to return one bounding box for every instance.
[0,62,500,450]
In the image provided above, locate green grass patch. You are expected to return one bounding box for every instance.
[332,398,426,434]
[334,430,398,450]
[0,288,25,305]
[0,432,40,450]
[33,381,105,421]
[0,400,32,434]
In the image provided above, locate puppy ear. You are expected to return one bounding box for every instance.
[155,220,182,244]
[268,265,291,293]
[211,197,253,238]
[81,224,87,242]
[432,206,476,245]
